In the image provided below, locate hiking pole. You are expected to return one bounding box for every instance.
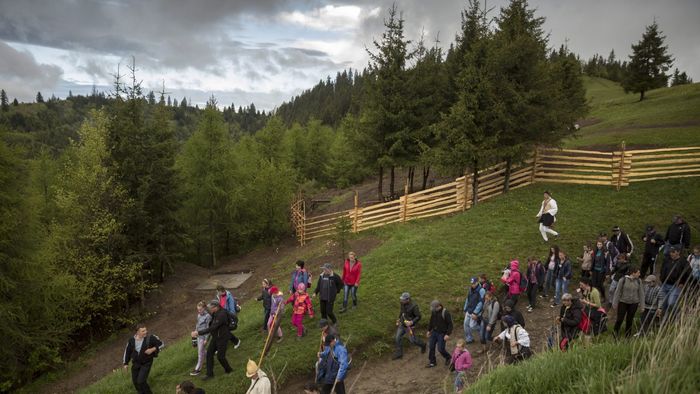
[347,360,367,393]
[260,301,284,368]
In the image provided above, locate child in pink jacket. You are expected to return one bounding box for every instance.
[501,260,523,305]
[451,339,473,393]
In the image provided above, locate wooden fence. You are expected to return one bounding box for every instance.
[291,144,700,245]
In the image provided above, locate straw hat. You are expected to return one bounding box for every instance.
[246,359,259,378]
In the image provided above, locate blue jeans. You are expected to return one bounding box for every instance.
[543,270,555,297]
[660,283,682,323]
[554,278,569,305]
[479,319,493,344]
[428,331,451,364]
[463,313,480,343]
[394,325,424,356]
[343,284,358,308]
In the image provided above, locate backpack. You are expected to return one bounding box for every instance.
[482,280,496,294]
[518,271,529,293]
[227,310,239,331]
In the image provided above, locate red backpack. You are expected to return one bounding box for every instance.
[578,311,591,335]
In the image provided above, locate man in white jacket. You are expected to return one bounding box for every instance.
[536,191,559,242]
[246,359,271,394]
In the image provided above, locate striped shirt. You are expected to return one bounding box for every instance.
[643,285,662,310]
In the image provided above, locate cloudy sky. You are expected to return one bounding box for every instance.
[1,0,698,110]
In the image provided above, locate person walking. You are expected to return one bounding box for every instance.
[256,279,272,332]
[393,292,426,359]
[478,292,499,354]
[290,260,310,294]
[494,315,532,364]
[639,275,662,336]
[190,302,211,376]
[340,252,362,313]
[526,257,544,312]
[591,240,612,300]
[501,260,523,306]
[608,253,631,307]
[450,340,472,394]
[535,191,559,242]
[317,334,349,394]
[552,251,572,308]
[611,226,634,259]
[245,360,271,394]
[314,263,343,324]
[463,277,485,343]
[263,286,285,354]
[612,266,645,338]
[425,300,453,368]
[664,215,691,261]
[641,225,663,277]
[541,246,560,300]
[215,285,241,349]
[556,294,582,349]
[192,300,233,380]
[123,323,164,394]
[658,246,691,323]
[286,283,314,339]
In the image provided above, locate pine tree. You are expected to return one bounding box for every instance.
[622,21,674,101]
[147,90,156,105]
[36,91,44,103]
[362,4,415,198]
[180,97,188,108]
[671,68,692,86]
[0,89,8,112]
[12,98,19,106]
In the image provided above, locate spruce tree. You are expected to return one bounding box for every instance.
[622,21,674,101]
[1,89,8,112]
[36,91,44,103]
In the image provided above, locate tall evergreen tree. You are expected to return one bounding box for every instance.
[622,21,674,101]
[670,68,692,86]
[0,89,8,112]
[36,91,44,103]
[362,4,415,198]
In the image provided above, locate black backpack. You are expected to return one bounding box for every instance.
[227,310,239,331]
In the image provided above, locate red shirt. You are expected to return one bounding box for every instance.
[342,259,362,286]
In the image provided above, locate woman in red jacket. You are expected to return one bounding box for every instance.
[340,251,362,313]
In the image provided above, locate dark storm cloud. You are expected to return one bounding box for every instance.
[0,40,63,100]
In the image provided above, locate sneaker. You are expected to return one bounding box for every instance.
[550,303,558,308]
[527,304,532,309]
[392,354,403,360]
[234,339,242,349]
[425,363,436,368]
[421,344,427,354]
[190,370,200,376]
[527,307,533,313]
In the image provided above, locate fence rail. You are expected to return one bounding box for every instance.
[291,144,700,244]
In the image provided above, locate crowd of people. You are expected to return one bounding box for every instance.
[121,193,697,393]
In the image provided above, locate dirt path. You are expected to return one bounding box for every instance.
[40,239,299,394]
[281,297,560,394]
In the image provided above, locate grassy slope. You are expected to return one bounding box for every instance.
[82,178,700,393]
[566,78,700,148]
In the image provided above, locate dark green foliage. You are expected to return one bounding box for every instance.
[35,91,44,103]
[582,50,628,82]
[671,68,693,86]
[622,21,674,101]
[0,89,8,112]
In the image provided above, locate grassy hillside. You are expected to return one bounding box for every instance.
[566,78,700,149]
[81,178,700,393]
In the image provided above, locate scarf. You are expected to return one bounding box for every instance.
[542,198,552,213]
[508,326,520,355]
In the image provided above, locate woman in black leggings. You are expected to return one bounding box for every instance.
[612,266,645,338]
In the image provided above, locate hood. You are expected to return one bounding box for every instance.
[510,260,519,271]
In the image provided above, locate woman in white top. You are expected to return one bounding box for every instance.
[536,191,559,242]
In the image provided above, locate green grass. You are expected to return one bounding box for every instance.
[566,78,700,148]
[81,178,700,393]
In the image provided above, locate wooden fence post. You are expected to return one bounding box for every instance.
[462,171,469,211]
[530,148,539,184]
[401,181,409,223]
[616,141,626,191]
[353,190,359,233]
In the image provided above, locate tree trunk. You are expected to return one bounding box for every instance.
[471,162,479,206]
[408,166,415,193]
[389,166,396,197]
[422,166,430,190]
[209,212,216,267]
[503,157,512,194]
[378,166,384,200]
[640,90,645,101]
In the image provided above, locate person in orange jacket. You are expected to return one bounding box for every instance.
[286,283,314,339]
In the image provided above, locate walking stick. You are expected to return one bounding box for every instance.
[259,300,284,368]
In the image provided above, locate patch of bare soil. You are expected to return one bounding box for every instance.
[280,296,561,394]
[40,237,383,393]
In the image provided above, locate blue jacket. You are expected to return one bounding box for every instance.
[463,286,485,315]
[318,343,349,384]
[217,290,237,315]
[290,269,309,292]
[556,258,573,280]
